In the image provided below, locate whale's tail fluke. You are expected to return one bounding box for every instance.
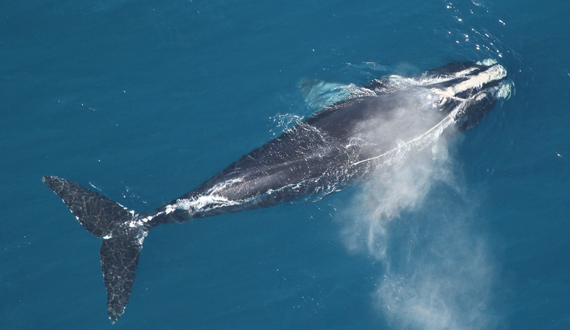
[42,176,146,323]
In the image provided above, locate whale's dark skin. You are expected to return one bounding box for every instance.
[153,90,449,225]
[41,60,510,323]
[154,93,430,223]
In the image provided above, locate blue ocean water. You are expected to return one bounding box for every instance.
[2,0,570,329]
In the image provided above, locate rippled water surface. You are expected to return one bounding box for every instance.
[2,1,570,329]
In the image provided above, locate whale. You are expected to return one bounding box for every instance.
[42,60,511,323]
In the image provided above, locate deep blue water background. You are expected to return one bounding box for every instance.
[2,0,570,329]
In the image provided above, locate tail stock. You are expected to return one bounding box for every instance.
[42,176,148,323]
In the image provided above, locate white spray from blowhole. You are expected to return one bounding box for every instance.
[296,73,503,329]
[338,102,501,330]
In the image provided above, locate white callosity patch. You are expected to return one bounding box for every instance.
[387,59,505,96]
[352,62,509,170]
[438,64,507,97]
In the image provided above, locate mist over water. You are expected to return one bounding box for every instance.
[285,59,507,329]
[341,134,500,330]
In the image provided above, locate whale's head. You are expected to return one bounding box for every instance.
[424,60,511,132]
